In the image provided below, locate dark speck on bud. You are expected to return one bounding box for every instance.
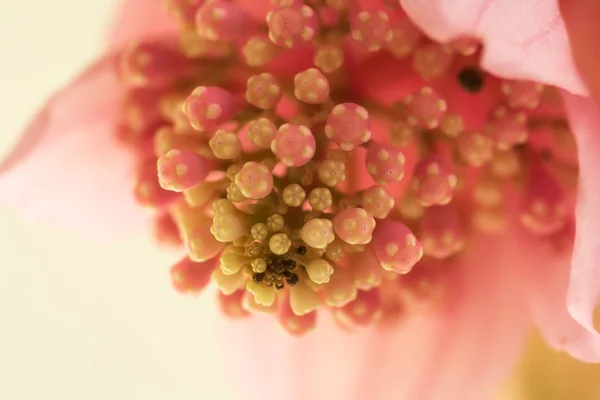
[458,67,484,93]
[296,246,307,256]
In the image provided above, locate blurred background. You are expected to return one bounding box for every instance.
[0,1,599,399]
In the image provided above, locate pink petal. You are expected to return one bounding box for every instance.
[537,92,600,362]
[216,234,531,400]
[560,0,600,102]
[400,0,588,95]
[108,0,179,50]
[0,55,148,240]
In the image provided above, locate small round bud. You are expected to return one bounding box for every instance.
[246,73,282,110]
[157,149,209,192]
[350,10,392,52]
[439,113,464,138]
[235,162,273,199]
[361,185,395,219]
[386,18,422,58]
[269,233,292,255]
[404,87,447,129]
[501,80,544,109]
[365,142,406,185]
[314,44,344,73]
[267,214,285,232]
[282,184,306,207]
[411,155,457,206]
[389,119,415,146]
[267,3,318,48]
[247,117,277,148]
[271,124,316,167]
[486,107,528,150]
[456,131,495,167]
[318,159,346,187]
[300,218,335,249]
[308,188,333,211]
[305,259,335,284]
[242,36,277,67]
[325,102,371,151]
[412,43,453,80]
[251,223,269,240]
[226,182,246,202]
[294,68,330,104]
[372,219,423,274]
[183,86,235,131]
[209,129,242,160]
[333,208,376,245]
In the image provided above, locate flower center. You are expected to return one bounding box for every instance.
[119,0,578,335]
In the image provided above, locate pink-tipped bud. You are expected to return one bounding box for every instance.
[208,129,242,160]
[157,149,209,192]
[267,2,319,48]
[412,43,453,80]
[183,86,236,131]
[172,204,225,261]
[278,296,317,336]
[121,89,164,133]
[333,207,376,245]
[271,124,316,167]
[486,107,529,150]
[404,87,447,129]
[352,249,383,290]
[134,159,179,208]
[365,142,406,185]
[456,131,495,167]
[361,185,395,219]
[170,257,216,294]
[234,162,274,199]
[501,80,544,109]
[521,163,568,236]
[372,219,423,274]
[248,117,277,148]
[153,213,183,247]
[195,0,249,41]
[246,73,283,110]
[350,10,392,52]
[336,289,382,326]
[420,205,465,260]
[322,267,357,308]
[218,290,250,318]
[325,102,372,151]
[411,155,457,206]
[386,18,422,58]
[294,68,330,104]
[120,42,190,88]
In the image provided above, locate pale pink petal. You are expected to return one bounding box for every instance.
[560,0,600,102]
[400,0,588,95]
[536,92,600,362]
[216,234,531,400]
[108,0,179,50]
[0,55,148,240]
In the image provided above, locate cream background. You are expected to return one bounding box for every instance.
[0,1,234,399]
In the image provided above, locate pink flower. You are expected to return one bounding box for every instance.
[2,0,600,399]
